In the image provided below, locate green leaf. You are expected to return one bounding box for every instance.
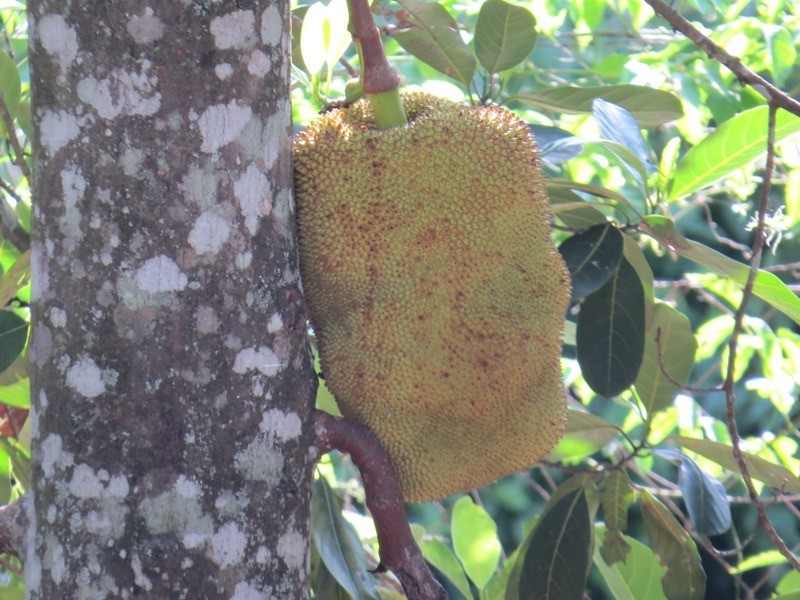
[393,0,477,87]
[300,3,328,75]
[592,99,654,176]
[549,409,619,461]
[558,224,623,300]
[452,496,501,591]
[474,0,537,73]
[635,303,697,417]
[639,490,706,600]
[765,26,796,87]
[418,537,473,598]
[599,471,634,565]
[0,311,27,375]
[593,526,667,600]
[311,477,380,600]
[777,569,800,595]
[577,259,646,397]
[512,478,596,600]
[0,437,28,491]
[0,377,29,409]
[672,436,800,494]
[512,85,682,127]
[0,50,20,119]
[546,178,641,223]
[643,216,800,326]
[729,549,787,574]
[668,106,800,201]
[622,234,654,327]
[657,137,681,198]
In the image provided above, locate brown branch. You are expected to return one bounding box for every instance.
[0,93,30,182]
[313,410,447,600]
[722,105,800,572]
[643,0,800,118]
[0,497,26,562]
[346,0,398,94]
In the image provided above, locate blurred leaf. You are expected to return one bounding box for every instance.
[543,137,651,191]
[592,99,654,175]
[474,0,537,73]
[393,0,476,87]
[452,496,501,591]
[0,437,28,491]
[512,85,682,127]
[729,549,786,574]
[577,259,646,397]
[0,250,28,307]
[668,106,800,201]
[418,537,473,598]
[549,409,619,461]
[777,570,800,595]
[546,178,640,223]
[599,471,634,565]
[311,477,380,600]
[657,449,731,536]
[558,223,623,300]
[640,490,705,600]
[672,436,800,494]
[765,26,796,87]
[0,377,29,409]
[0,50,20,119]
[658,137,681,198]
[635,303,697,417]
[643,216,800,326]
[593,526,668,600]
[300,3,328,75]
[0,311,27,375]
[511,477,596,600]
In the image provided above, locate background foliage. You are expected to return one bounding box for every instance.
[0,0,798,598]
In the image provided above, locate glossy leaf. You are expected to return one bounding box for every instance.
[592,99,654,175]
[594,527,667,600]
[599,471,635,565]
[418,537,473,598]
[668,105,800,201]
[672,436,800,494]
[452,496,501,590]
[577,259,646,397]
[0,311,27,375]
[513,478,595,600]
[311,478,380,600]
[635,303,697,417]
[513,85,682,127]
[474,0,537,73]
[640,490,706,600]
[394,0,476,87]
[558,223,623,300]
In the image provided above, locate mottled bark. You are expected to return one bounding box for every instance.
[27,2,316,597]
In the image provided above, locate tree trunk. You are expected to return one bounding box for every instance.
[26,1,315,597]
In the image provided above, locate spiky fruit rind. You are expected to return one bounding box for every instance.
[294,92,570,502]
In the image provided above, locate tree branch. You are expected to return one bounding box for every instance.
[313,410,447,600]
[0,93,30,182]
[346,0,398,95]
[0,497,26,563]
[643,0,800,118]
[721,105,800,572]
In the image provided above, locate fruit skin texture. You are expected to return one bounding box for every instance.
[294,92,570,502]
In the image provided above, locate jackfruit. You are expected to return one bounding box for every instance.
[294,92,570,502]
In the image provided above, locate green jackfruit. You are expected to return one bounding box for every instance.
[294,92,570,502]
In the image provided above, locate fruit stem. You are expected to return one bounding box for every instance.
[347,0,407,129]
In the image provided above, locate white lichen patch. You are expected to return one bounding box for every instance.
[43,534,66,585]
[38,14,78,69]
[233,346,284,376]
[232,581,266,600]
[260,409,302,441]
[60,165,86,246]
[256,545,270,565]
[198,100,252,154]
[41,434,74,478]
[32,325,53,367]
[49,307,67,328]
[131,553,153,591]
[215,63,234,80]
[247,50,271,77]
[180,166,218,209]
[40,110,79,155]
[211,522,247,569]
[233,164,272,235]
[127,8,164,44]
[188,211,231,255]
[262,110,288,170]
[261,6,283,46]
[66,358,107,398]
[266,313,282,334]
[277,528,306,571]
[135,255,188,293]
[235,251,252,270]
[120,148,145,177]
[68,465,131,540]
[78,62,161,120]
[210,10,256,50]
[140,480,214,549]
[196,305,220,334]
[234,435,284,484]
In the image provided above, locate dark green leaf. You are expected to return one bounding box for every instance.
[640,491,706,600]
[592,99,654,175]
[393,0,476,87]
[599,471,635,565]
[577,259,646,397]
[513,85,682,127]
[668,106,800,201]
[452,496,501,590]
[635,303,697,417]
[593,526,667,600]
[672,436,800,494]
[474,0,537,73]
[0,311,27,374]
[311,477,380,600]
[622,235,654,327]
[558,223,623,300]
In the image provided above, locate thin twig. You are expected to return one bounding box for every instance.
[0,192,28,252]
[643,0,800,118]
[655,327,721,394]
[0,93,29,182]
[721,105,800,572]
